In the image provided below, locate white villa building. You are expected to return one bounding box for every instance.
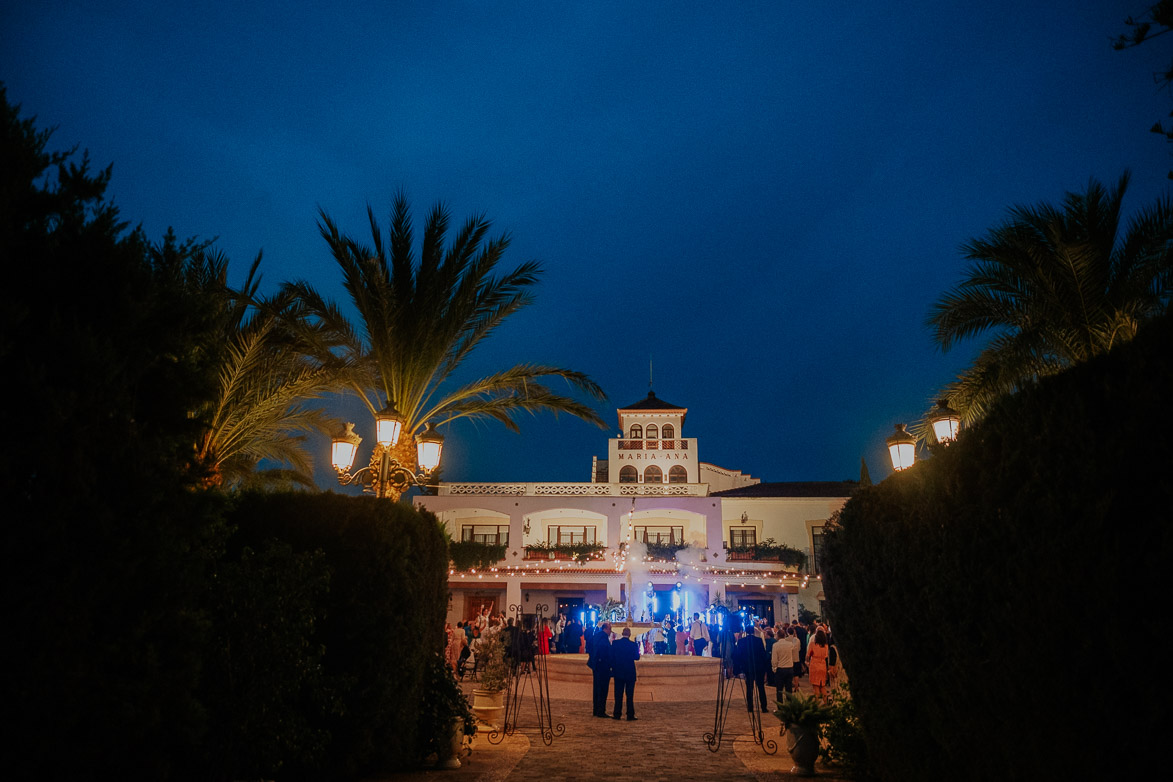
[416,391,857,627]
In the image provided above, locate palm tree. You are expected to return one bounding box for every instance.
[927,172,1171,426]
[186,247,343,489]
[288,192,607,498]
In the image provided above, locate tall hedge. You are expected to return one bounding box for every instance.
[3,89,230,778]
[222,492,449,779]
[823,312,1173,781]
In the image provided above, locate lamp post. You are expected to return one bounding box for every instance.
[928,399,961,445]
[330,400,444,498]
[885,423,917,471]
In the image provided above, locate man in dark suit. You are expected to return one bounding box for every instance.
[563,616,583,654]
[611,626,641,720]
[734,628,770,714]
[586,621,613,717]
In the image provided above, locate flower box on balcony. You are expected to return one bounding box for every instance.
[524,543,607,563]
[724,538,807,570]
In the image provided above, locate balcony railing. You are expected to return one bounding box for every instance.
[617,439,689,450]
[723,540,808,570]
[524,543,608,563]
[440,482,707,496]
[448,540,508,571]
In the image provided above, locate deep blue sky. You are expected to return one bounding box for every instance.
[4,1,1168,488]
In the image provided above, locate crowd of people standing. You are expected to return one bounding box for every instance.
[444,607,842,719]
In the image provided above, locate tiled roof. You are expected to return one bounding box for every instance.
[619,391,686,411]
[711,481,860,498]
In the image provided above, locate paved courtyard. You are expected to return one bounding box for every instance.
[380,674,851,782]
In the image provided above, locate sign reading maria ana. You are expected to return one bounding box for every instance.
[616,451,693,461]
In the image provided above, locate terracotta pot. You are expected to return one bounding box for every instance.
[784,723,820,776]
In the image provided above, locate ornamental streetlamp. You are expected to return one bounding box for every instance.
[928,399,961,444]
[885,423,916,471]
[331,400,444,498]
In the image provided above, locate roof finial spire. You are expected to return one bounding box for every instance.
[649,357,653,393]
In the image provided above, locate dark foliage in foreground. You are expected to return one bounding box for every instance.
[3,82,229,778]
[220,492,450,779]
[823,312,1173,780]
[3,87,455,780]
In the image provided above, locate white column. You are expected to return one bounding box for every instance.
[508,510,525,564]
[506,577,522,613]
[606,578,621,603]
[706,505,723,559]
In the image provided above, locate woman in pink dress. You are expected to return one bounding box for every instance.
[445,622,465,674]
[806,628,831,701]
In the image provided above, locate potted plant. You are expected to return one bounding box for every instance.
[417,655,476,769]
[775,693,831,776]
[820,684,870,777]
[471,632,511,727]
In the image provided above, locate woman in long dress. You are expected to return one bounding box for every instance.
[537,618,553,655]
[445,621,466,674]
[806,628,831,702]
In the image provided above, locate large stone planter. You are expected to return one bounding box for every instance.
[784,723,820,776]
[435,717,466,769]
[472,688,504,728]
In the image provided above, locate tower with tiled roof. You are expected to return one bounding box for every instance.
[593,390,698,485]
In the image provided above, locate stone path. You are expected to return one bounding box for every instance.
[377,678,850,781]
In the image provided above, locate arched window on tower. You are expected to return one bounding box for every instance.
[645,424,658,440]
[661,424,675,439]
[629,424,643,439]
[668,465,687,483]
[619,465,638,483]
[644,465,663,483]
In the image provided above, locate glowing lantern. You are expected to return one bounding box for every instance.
[331,422,362,471]
[415,423,445,474]
[886,423,916,471]
[374,400,404,448]
[929,399,961,444]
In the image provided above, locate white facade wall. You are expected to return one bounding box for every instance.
[699,462,760,493]
[418,489,848,626]
[422,390,846,626]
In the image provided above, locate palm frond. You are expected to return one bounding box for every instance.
[296,193,608,472]
[927,172,1171,424]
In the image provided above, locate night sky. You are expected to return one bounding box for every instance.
[3,1,1168,489]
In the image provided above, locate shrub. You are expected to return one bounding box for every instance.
[449,540,507,570]
[196,540,334,779]
[822,312,1173,780]
[476,632,512,692]
[820,685,871,778]
[3,90,229,778]
[525,541,607,562]
[645,540,691,560]
[775,692,831,729]
[725,538,808,568]
[225,492,449,778]
[416,654,476,764]
[757,538,808,569]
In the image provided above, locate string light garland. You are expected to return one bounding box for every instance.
[447,561,817,592]
[446,492,822,596]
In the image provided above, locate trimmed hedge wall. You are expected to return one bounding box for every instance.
[219,492,450,779]
[823,312,1173,781]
